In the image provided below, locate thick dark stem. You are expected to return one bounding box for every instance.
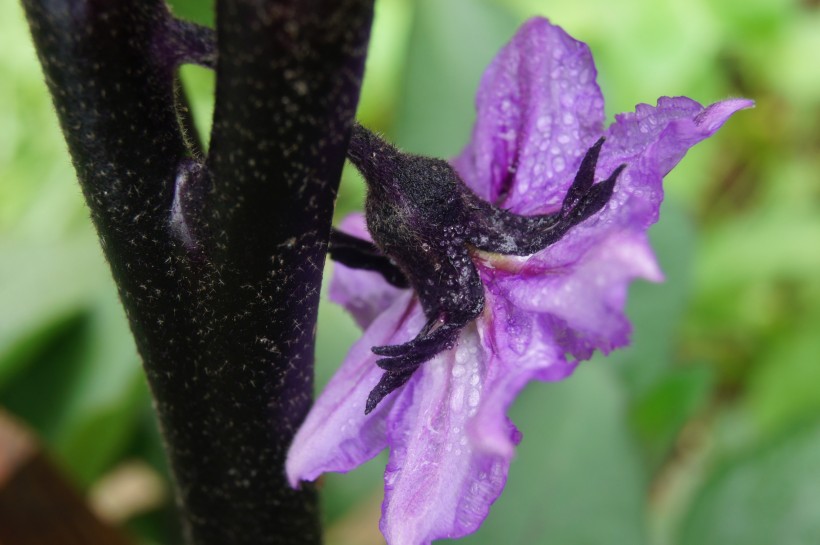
[22,1,373,544]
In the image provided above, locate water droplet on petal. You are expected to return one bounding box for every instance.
[450,385,465,412]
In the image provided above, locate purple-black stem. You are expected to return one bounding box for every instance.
[21,1,373,544]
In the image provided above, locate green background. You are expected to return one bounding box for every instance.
[1,0,819,543]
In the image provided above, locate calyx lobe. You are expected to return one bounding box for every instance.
[333,123,624,413]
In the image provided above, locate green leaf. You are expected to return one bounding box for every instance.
[393,0,520,157]
[0,237,144,486]
[165,0,214,27]
[0,239,106,386]
[0,312,93,439]
[453,365,648,545]
[52,290,144,485]
[178,64,216,150]
[611,197,697,395]
[321,453,387,525]
[745,318,820,439]
[57,378,148,486]
[631,366,712,466]
[679,420,820,545]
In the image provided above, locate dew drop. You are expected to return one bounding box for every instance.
[451,386,465,412]
[455,349,468,364]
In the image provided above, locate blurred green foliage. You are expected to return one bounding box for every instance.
[1,0,818,544]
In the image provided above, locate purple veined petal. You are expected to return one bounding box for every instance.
[597,97,754,231]
[286,291,419,486]
[483,230,662,361]
[468,288,577,458]
[330,213,406,329]
[453,17,605,209]
[380,324,513,545]
[694,98,755,133]
[462,289,577,458]
[614,98,753,227]
[526,97,754,274]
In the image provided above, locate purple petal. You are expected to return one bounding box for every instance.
[520,97,754,271]
[476,98,752,360]
[695,98,756,133]
[543,97,754,265]
[598,97,753,229]
[380,325,512,545]
[453,17,605,209]
[330,213,405,329]
[286,291,417,486]
[483,231,662,361]
[469,289,577,458]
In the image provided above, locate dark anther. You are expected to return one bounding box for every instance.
[338,123,626,413]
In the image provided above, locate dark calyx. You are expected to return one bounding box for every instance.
[338,123,625,414]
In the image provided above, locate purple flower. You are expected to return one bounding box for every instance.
[287,17,752,545]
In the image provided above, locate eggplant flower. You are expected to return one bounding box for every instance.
[287,17,752,545]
